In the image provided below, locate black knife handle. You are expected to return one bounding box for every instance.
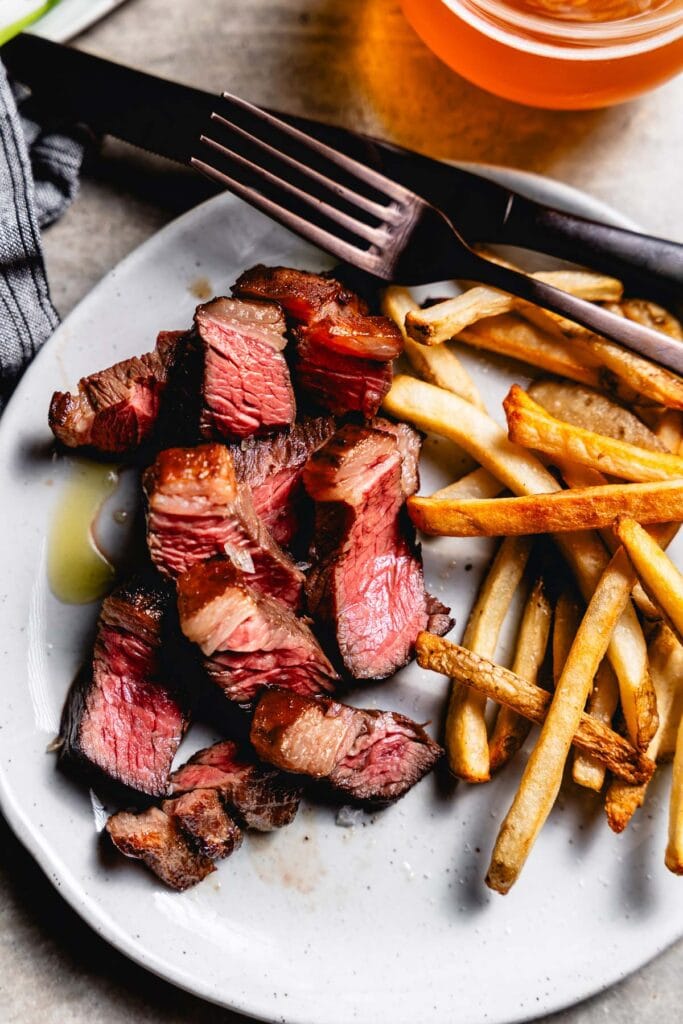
[501,196,683,308]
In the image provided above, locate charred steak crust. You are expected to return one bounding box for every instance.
[49,330,184,455]
[177,560,339,705]
[143,443,305,607]
[303,423,452,680]
[251,689,443,806]
[168,739,302,831]
[162,788,243,860]
[106,806,215,891]
[233,266,402,418]
[229,415,337,547]
[59,575,188,798]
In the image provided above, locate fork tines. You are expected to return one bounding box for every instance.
[192,93,410,273]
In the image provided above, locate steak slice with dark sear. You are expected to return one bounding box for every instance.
[162,788,243,860]
[169,739,301,831]
[49,330,184,455]
[251,690,443,806]
[177,560,339,705]
[60,576,188,797]
[233,266,402,418]
[233,264,368,322]
[304,424,452,680]
[143,443,304,607]
[230,415,336,547]
[192,297,296,440]
[371,417,422,498]
[106,806,215,890]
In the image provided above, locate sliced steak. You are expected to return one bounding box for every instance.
[230,415,336,547]
[106,806,215,890]
[304,424,452,680]
[177,560,339,705]
[60,577,187,797]
[169,739,301,831]
[251,689,443,806]
[49,330,183,455]
[178,297,296,441]
[143,443,304,607]
[162,789,243,860]
[233,266,401,418]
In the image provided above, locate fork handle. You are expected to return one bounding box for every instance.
[469,253,683,376]
[501,198,683,311]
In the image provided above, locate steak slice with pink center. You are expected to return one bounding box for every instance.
[232,266,402,418]
[230,415,336,547]
[251,689,443,806]
[143,443,304,607]
[194,297,296,439]
[177,560,339,705]
[304,424,452,680]
[59,577,188,797]
[49,330,184,455]
[168,739,302,831]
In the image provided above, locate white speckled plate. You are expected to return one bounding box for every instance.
[1,169,682,1024]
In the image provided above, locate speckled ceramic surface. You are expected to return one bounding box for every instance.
[1,171,682,1024]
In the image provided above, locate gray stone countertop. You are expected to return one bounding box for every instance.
[2,0,682,1021]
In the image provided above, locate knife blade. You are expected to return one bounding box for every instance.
[4,33,682,303]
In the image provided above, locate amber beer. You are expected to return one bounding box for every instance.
[402,0,683,108]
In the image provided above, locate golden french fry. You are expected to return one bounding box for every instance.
[415,633,654,786]
[487,549,638,894]
[434,466,504,502]
[606,624,683,833]
[409,480,683,538]
[447,536,533,783]
[572,660,619,792]
[553,591,582,689]
[381,286,485,409]
[505,384,683,482]
[616,517,683,645]
[383,375,656,750]
[527,380,666,452]
[459,314,602,388]
[666,715,683,875]
[489,579,552,773]
[604,299,683,341]
[406,272,622,345]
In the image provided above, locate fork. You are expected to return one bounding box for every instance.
[192,94,683,376]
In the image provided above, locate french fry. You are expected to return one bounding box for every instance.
[572,660,619,792]
[408,480,683,538]
[434,466,504,502]
[487,549,638,894]
[415,633,654,786]
[446,536,533,782]
[459,314,602,388]
[606,624,683,832]
[553,590,582,688]
[381,286,485,409]
[604,299,683,341]
[383,376,656,750]
[666,715,683,875]
[405,271,622,345]
[505,384,683,482]
[527,379,667,452]
[489,578,552,773]
[517,308,683,410]
[616,517,683,645]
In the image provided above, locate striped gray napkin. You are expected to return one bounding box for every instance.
[0,61,85,411]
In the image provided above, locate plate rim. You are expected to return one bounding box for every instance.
[0,162,671,1024]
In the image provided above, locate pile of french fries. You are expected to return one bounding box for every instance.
[381,264,683,894]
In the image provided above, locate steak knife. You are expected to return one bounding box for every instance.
[4,33,682,305]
